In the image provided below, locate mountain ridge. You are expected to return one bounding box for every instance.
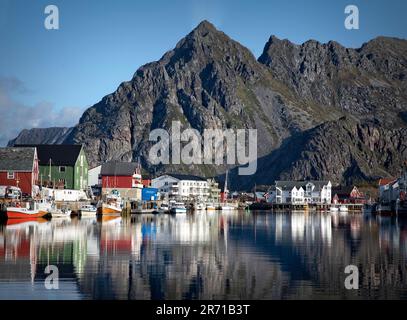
[8,21,407,187]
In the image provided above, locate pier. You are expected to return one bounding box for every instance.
[249,202,364,212]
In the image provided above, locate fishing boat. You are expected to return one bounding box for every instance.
[6,201,50,219]
[97,190,123,215]
[80,204,97,216]
[170,202,187,214]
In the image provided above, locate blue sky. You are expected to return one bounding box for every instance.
[0,0,406,145]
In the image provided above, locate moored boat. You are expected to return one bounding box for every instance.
[80,204,97,216]
[221,205,235,211]
[50,208,72,218]
[330,206,339,213]
[6,203,50,219]
[170,202,187,214]
[159,203,170,214]
[97,190,123,215]
[206,204,216,211]
[339,205,349,213]
[195,203,205,211]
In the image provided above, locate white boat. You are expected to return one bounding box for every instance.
[80,205,97,216]
[339,205,349,212]
[159,203,170,213]
[221,205,235,211]
[195,203,205,211]
[330,206,339,213]
[50,208,72,218]
[170,202,187,214]
[206,204,216,211]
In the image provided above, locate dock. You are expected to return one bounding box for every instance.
[249,202,364,212]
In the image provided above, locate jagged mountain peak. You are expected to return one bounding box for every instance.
[191,20,218,35]
[7,25,407,188]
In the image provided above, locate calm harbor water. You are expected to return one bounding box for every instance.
[1,211,407,300]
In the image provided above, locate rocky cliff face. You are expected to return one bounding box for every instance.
[8,127,73,146]
[64,21,336,176]
[258,35,407,127]
[8,21,407,187]
[232,117,407,189]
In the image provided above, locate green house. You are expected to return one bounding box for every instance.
[18,144,89,190]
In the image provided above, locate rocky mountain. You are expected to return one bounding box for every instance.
[258,35,407,127]
[8,21,407,188]
[64,21,339,175]
[8,127,73,146]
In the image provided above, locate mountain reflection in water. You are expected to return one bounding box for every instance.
[1,211,407,300]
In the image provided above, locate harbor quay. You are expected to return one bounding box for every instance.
[0,146,406,218]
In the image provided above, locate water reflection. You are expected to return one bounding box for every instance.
[1,211,407,299]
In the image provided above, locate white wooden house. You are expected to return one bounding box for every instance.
[270,181,332,205]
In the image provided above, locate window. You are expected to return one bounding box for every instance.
[7,171,14,179]
[59,166,66,173]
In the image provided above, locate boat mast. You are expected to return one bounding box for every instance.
[224,170,229,201]
[48,158,52,188]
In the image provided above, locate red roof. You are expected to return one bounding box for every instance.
[378,178,396,186]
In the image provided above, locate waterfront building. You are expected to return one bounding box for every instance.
[152,174,209,202]
[100,162,143,201]
[16,144,88,190]
[41,187,88,202]
[332,186,366,204]
[273,180,332,205]
[379,171,407,205]
[0,147,39,197]
[207,178,221,203]
[142,174,152,187]
[88,165,102,187]
[141,188,159,201]
[378,178,397,203]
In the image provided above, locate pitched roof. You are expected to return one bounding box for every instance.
[167,174,206,181]
[275,180,330,190]
[101,162,138,176]
[275,181,306,190]
[0,147,36,171]
[378,178,396,186]
[332,186,356,196]
[16,144,83,166]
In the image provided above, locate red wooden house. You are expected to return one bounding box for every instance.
[101,162,142,189]
[0,147,39,197]
[332,186,366,204]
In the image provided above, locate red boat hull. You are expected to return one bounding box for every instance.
[6,211,49,219]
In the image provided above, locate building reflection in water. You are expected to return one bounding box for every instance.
[1,211,407,299]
